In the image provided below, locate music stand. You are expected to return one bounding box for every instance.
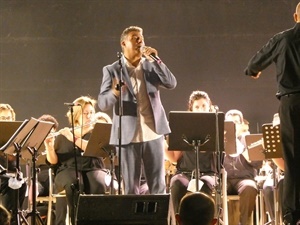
[245,133,265,161]
[0,121,28,174]
[168,111,224,191]
[168,112,224,152]
[0,121,24,147]
[83,122,116,194]
[2,118,54,225]
[224,121,237,155]
[262,123,283,159]
[83,123,113,158]
[262,123,283,225]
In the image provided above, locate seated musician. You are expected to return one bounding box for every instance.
[0,103,27,225]
[165,90,218,214]
[44,96,108,225]
[223,109,262,225]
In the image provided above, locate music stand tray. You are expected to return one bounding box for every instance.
[262,123,283,159]
[245,134,265,161]
[83,123,113,158]
[168,111,224,152]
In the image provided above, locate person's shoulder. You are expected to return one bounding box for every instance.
[103,60,119,69]
[275,25,298,39]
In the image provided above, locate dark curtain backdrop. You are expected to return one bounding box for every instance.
[0,0,298,132]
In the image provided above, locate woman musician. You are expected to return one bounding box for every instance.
[45,96,108,225]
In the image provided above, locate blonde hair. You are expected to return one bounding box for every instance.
[0,103,16,121]
[66,96,96,125]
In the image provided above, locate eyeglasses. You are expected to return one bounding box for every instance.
[0,116,12,121]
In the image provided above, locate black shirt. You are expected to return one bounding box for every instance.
[54,132,104,175]
[245,23,300,98]
[177,151,217,175]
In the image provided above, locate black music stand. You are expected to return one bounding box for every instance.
[83,122,116,194]
[0,121,25,147]
[224,121,237,155]
[0,121,26,174]
[168,111,224,191]
[262,123,283,159]
[261,123,283,225]
[3,118,54,225]
[1,118,35,225]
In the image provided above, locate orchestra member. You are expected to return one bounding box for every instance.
[98,26,177,194]
[223,109,262,225]
[244,3,300,223]
[165,90,218,213]
[45,96,107,225]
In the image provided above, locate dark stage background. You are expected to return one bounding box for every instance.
[0,0,298,133]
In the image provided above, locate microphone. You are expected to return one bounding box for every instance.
[149,53,162,64]
[213,105,219,112]
[141,46,162,64]
[64,103,81,107]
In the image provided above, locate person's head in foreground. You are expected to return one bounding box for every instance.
[0,205,11,225]
[176,192,217,225]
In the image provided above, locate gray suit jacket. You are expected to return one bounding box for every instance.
[98,57,177,145]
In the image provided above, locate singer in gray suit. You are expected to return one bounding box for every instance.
[98,26,177,194]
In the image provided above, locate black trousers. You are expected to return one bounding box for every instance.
[279,93,300,220]
[54,168,107,225]
[1,179,27,225]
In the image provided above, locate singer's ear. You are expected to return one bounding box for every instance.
[121,40,126,48]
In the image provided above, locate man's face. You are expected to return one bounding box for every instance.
[122,31,144,58]
[0,109,13,121]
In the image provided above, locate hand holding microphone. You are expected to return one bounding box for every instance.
[142,46,162,63]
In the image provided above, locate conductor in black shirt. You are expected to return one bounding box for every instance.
[245,3,300,224]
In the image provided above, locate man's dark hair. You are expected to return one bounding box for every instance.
[0,205,11,225]
[178,192,215,225]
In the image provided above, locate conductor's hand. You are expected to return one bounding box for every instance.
[251,71,262,79]
[142,46,159,62]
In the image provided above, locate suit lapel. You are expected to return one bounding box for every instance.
[119,57,135,97]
